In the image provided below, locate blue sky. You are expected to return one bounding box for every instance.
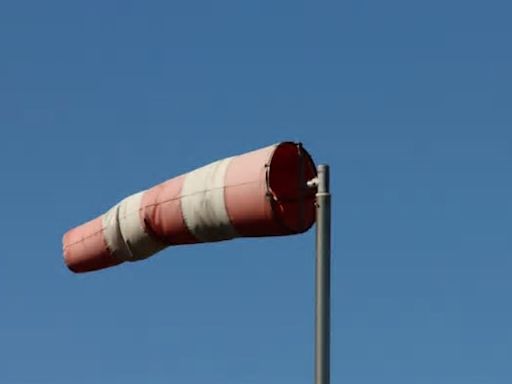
[1,1,511,383]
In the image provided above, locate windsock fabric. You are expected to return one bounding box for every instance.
[63,142,317,273]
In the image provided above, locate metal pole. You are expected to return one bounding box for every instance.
[315,164,331,384]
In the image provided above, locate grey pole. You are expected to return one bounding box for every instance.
[314,164,331,384]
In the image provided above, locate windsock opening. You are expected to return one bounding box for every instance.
[267,142,317,234]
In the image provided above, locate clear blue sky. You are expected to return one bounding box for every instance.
[1,1,511,383]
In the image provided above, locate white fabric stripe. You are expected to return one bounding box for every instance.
[181,157,238,242]
[102,191,166,261]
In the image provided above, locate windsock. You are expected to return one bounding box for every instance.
[62,142,317,273]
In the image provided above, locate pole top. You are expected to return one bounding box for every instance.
[317,164,330,193]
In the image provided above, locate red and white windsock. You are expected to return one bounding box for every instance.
[62,142,317,273]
